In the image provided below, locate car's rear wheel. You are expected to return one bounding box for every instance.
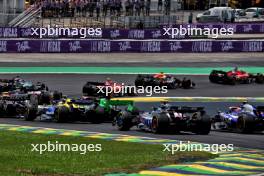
[237,114,255,133]
[24,105,38,121]
[0,102,5,116]
[135,75,145,87]
[228,77,237,85]
[54,106,69,123]
[116,111,133,131]
[53,91,62,101]
[151,114,170,134]
[87,109,104,124]
[255,74,264,84]
[192,114,211,135]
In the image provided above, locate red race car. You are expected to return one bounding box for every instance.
[209,69,264,85]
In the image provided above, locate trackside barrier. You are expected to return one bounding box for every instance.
[0,39,264,53]
[0,23,264,39]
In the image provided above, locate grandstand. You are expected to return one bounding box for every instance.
[0,0,25,25]
[6,0,184,28]
[1,0,264,27]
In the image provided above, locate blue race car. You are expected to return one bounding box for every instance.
[212,106,264,133]
[113,103,211,134]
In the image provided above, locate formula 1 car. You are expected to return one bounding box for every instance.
[209,69,264,85]
[0,79,16,92]
[0,93,28,118]
[25,97,136,124]
[83,81,136,97]
[135,74,195,89]
[0,90,62,118]
[113,104,211,134]
[212,106,264,133]
[0,77,48,93]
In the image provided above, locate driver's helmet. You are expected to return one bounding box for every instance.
[105,78,113,85]
[242,100,249,106]
[61,99,66,103]
[13,76,22,82]
[160,101,169,110]
[66,99,72,104]
[241,101,254,113]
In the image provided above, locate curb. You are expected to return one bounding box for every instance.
[0,124,263,176]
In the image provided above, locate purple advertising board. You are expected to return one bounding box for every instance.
[0,39,263,53]
[0,23,264,39]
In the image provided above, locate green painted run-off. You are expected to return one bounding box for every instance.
[0,67,264,74]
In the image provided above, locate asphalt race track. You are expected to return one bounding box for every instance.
[0,74,264,149]
[0,74,263,97]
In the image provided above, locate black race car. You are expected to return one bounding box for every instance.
[113,104,211,134]
[0,93,28,118]
[135,74,195,89]
[0,77,48,93]
[83,81,136,97]
[0,90,62,118]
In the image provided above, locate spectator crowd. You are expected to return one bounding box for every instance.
[31,0,172,18]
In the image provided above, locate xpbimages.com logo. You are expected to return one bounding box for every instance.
[163,141,234,154]
[96,83,168,97]
[163,25,234,38]
[31,141,102,155]
[31,25,102,38]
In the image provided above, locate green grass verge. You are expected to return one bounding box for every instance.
[0,67,263,74]
[0,131,216,176]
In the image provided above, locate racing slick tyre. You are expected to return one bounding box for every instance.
[192,114,211,135]
[255,74,264,84]
[53,91,62,101]
[209,75,215,83]
[24,105,38,121]
[237,114,255,133]
[151,114,170,134]
[88,106,105,124]
[54,106,70,123]
[135,75,145,87]
[87,110,104,124]
[227,77,237,85]
[5,104,17,116]
[181,80,194,89]
[116,111,133,131]
[0,102,5,116]
[82,83,98,96]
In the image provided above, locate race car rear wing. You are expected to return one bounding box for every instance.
[169,106,204,113]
